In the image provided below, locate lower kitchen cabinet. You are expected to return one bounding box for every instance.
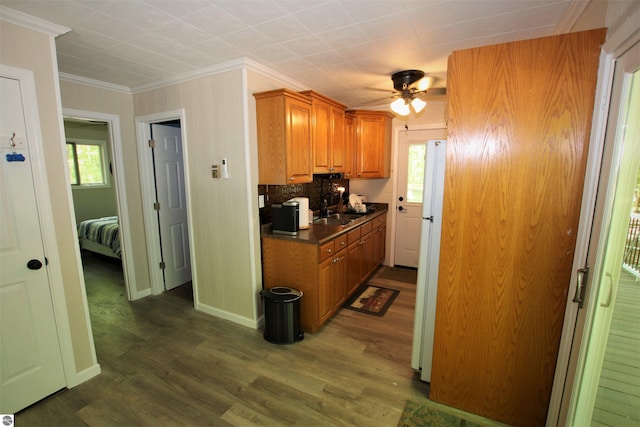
[372,214,386,266]
[261,212,387,333]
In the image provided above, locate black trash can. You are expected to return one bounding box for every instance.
[260,287,304,344]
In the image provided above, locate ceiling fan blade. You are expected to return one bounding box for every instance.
[414,87,447,97]
[364,87,398,94]
[427,87,446,96]
[358,95,398,106]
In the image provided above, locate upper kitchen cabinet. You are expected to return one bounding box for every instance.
[344,111,355,179]
[254,89,313,184]
[350,110,394,178]
[300,90,347,174]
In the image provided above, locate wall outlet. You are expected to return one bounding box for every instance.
[258,194,265,208]
[212,165,219,178]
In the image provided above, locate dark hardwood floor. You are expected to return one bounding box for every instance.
[17,253,499,426]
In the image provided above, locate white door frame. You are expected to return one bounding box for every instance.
[547,10,640,426]
[1,64,91,387]
[390,123,446,267]
[135,110,196,299]
[63,108,136,301]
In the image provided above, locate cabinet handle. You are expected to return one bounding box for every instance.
[340,241,346,246]
[289,176,294,181]
[326,248,333,253]
[333,258,338,263]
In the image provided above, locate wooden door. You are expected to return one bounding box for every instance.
[430,29,605,426]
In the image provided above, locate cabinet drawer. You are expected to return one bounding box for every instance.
[335,234,348,252]
[373,215,386,229]
[347,227,361,245]
[319,240,335,262]
[360,221,373,235]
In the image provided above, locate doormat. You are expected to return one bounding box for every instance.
[397,400,480,427]
[344,284,399,317]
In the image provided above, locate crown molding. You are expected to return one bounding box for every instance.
[555,0,591,34]
[131,57,307,94]
[0,6,70,37]
[58,57,307,96]
[59,72,132,94]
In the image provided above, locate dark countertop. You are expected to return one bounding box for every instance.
[261,203,388,245]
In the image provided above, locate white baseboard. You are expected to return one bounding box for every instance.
[196,302,259,330]
[73,363,101,386]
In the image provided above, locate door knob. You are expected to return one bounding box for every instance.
[27,259,43,270]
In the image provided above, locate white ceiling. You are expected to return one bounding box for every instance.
[0,0,605,108]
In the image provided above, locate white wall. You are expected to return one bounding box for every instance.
[0,21,96,374]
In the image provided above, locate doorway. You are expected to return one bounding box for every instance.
[136,110,194,297]
[568,49,640,425]
[63,109,135,301]
[149,121,192,291]
[394,127,446,267]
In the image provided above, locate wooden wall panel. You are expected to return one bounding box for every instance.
[430,29,606,426]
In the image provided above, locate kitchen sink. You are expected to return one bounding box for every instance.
[313,213,366,227]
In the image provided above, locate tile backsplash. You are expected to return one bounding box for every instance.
[258,175,349,224]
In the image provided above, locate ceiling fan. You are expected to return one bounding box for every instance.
[366,70,446,116]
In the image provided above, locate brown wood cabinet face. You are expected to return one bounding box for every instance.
[330,107,346,172]
[301,91,347,174]
[353,111,393,178]
[333,249,348,308]
[372,215,387,265]
[344,112,355,179]
[261,213,387,333]
[312,101,331,172]
[429,29,606,426]
[318,255,334,323]
[254,89,312,184]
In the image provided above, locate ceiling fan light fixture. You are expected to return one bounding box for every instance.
[411,97,427,113]
[390,98,410,116]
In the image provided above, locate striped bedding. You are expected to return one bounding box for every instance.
[77,216,121,257]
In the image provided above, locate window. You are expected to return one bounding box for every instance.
[406,143,426,203]
[66,139,110,188]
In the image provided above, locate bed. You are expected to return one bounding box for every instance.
[77,216,121,259]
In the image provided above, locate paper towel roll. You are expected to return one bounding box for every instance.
[289,197,309,229]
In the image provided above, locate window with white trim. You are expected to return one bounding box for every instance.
[66,139,110,188]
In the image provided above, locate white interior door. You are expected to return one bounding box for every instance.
[394,129,446,267]
[0,76,66,413]
[151,123,192,291]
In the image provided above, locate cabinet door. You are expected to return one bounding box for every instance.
[346,241,361,295]
[330,107,345,173]
[354,112,391,178]
[318,256,334,323]
[312,101,331,173]
[372,224,386,266]
[286,98,313,183]
[359,232,373,284]
[344,113,355,179]
[333,249,348,308]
